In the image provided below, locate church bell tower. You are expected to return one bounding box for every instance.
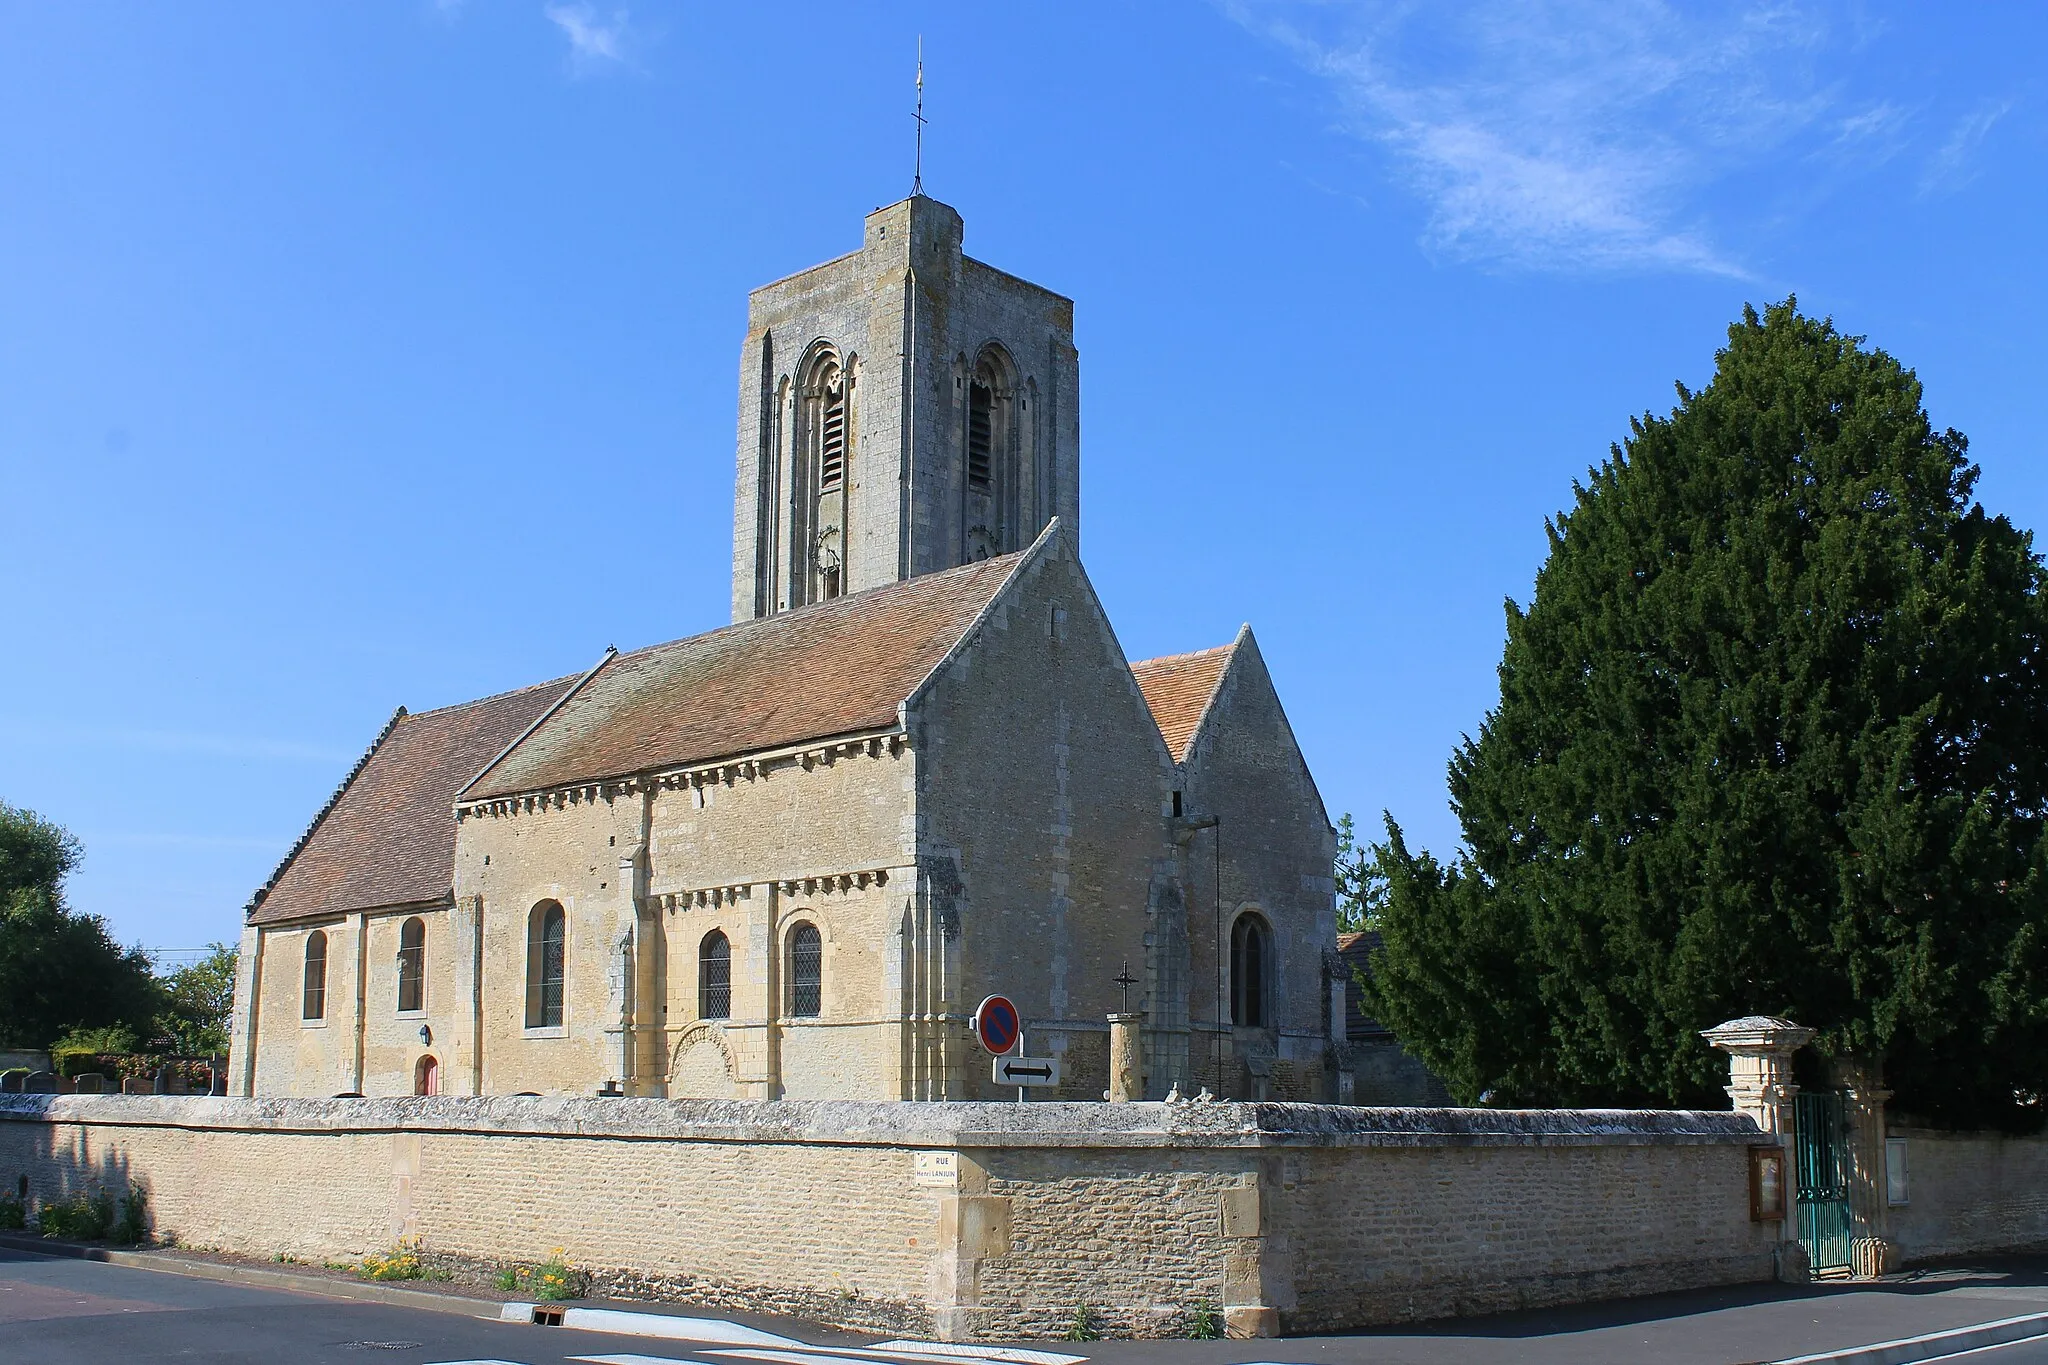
[731,196,1080,620]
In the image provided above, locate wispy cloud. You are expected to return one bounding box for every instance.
[0,722,354,765]
[1921,99,2011,196]
[545,2,633,74]
[1223,1,1850,276]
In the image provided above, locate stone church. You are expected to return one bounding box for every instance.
[226,196,1348,1104]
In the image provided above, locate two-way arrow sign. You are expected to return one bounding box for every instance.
[993,1055,1063,1087]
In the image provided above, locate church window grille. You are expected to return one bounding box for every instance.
[1230,913,1271,1028]
[787,923,822,1018]
[302,931,327,1021]
[526,901,566,1028]
[397,917,426,1013]
[967,380,994,490]
[699,930,731,1020]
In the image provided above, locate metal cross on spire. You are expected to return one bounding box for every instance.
[911,36,927,196]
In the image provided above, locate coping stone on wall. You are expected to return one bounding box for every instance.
[0,1095,1763,1150]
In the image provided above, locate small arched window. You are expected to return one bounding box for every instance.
[302,931,327,1021]
[699,930,731,1020]
[787,923,822,1018]
[1230,913,1271,1028]
[414,1054,439,1096]
[396,917,426,1013]
[526,901,566,1029]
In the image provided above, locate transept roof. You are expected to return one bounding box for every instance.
[1129,642,1236,763]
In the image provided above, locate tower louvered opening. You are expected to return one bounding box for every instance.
[967,380,993,489]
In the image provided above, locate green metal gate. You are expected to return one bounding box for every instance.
[1796,1090,1852,1273]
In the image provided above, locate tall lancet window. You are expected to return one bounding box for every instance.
[799,348,851,604]
[963,347,1015,562]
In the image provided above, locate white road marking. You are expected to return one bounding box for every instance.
[423,1359,534,1364]
[572,1356,701,1365]
[553,1308,804,1345]
[708,1344,1089,1365]
[871,1346,1088,1365]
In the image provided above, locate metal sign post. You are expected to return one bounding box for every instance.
[974,994,1059,1099]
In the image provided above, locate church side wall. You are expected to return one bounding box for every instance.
[456,795,647,1097]
[1181,637,1339,1103]
[912,540,1176,1101]
[0,1097,1778,1340]
[644,751,915,1100]
[251,907,463,1099]
[1884,1127,2048,1262]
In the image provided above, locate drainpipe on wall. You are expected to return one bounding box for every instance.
[351,910,370,1093]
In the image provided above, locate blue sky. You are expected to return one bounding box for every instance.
[2,3,2042,951]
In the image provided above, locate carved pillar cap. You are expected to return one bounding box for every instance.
[1701,1016,1816,1058]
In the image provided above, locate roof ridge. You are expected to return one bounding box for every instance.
[402,671,587,721]
[244,706,407,919]
[456,647,617,801]
[1131,641,1236,669]
[604,548,1035,667]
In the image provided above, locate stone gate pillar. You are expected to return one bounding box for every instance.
[1703,1015,1813,1282]
[1836,1055,1895,1279]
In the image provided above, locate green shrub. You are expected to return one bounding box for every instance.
[112,1185,147,1245]
[37,1186,115,1241]
[0,1191,25,1231]
[502,1248,586,1301]
[358,1236,448,1281]
[1187,1299,1222,1339]
[1063,1305,1102,1342]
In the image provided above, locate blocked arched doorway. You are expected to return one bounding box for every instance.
[413,1054,439,1096]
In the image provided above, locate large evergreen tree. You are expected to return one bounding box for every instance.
[1365,301,2048,1130]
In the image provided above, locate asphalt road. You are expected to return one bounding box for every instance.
[8,1244,2048,1365]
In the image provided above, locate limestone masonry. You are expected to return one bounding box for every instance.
[228,194,1351,1108]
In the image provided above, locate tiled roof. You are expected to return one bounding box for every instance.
[1128,643,1235,763]
[248,678,575,926]
[464,551,1028,802]
[1338,930,1392,1041]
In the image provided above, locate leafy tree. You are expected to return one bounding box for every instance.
[0,803,165,1050]
[1334,813,1387,934]
[1364,301,2048,1130]
[157,943,237,1056]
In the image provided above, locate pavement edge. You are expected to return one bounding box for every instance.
[0,1230,504,1318]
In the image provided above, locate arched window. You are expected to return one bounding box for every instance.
[699,930,731,1020]
[413,1054,439,1096]
[799,349,850,603]
[526,901,566,1028]
[396,917,426,1013]
[1230,913,1271,1028]
[302,931,327,1021]
[787,923,822,1018]
[963,347,1015,561]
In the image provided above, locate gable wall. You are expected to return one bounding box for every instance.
[1180,636,1339,1101]
[911,538,1177,1100]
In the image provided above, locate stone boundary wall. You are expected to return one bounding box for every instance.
[1888,1127,2048,1264]
[0,1096,1775,1339]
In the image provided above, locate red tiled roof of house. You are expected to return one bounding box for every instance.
[1129,643,1235,763]
[463,550,1028,801]
[248,677,575,925]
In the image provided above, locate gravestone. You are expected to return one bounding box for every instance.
[72,1074,106,1094]
[23,1072,59,1094]
[121,1076,152,1095]
[0,1070,25,1094]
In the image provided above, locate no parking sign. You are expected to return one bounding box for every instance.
[973,994,1021,1055]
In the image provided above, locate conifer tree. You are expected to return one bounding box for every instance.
[1365,301,2048,1129]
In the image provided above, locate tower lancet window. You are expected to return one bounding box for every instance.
[820,378,847,491]
[967,380,993,490]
